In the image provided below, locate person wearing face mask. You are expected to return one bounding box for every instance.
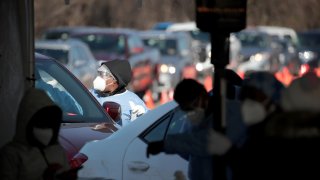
[240,71,284,126]
[246,71,320,180]
[228,71,287,180]
[0,88,77,180]
[147,79,232,180]
[90,60,148,126]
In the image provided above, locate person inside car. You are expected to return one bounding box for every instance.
[90,60,148,126]
[0,88,77,180]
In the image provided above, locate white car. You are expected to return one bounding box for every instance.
[76,101,189,180]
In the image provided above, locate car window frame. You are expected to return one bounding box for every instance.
[139,106,186,143]
[35,56,114,123]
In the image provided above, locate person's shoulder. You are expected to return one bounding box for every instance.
[124,90,142,99]
[0,141,31,155]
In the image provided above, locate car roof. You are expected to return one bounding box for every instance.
[166,21,198,32]
[139,30,191,40]
[256,26,299,44]
[139,30,189,39]
[35,39,89,50]
[152,21,173,30]
[68,27,139,36]
[43,26,140,40]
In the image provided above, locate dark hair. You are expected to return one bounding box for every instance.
[173,79,207,110]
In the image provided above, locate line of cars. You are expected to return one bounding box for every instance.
[39,25,210,104]
[139,30,197,101]
[42,26,160,99]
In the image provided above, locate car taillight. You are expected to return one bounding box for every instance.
[70,153,88,169]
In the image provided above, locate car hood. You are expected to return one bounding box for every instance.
[59,122,117,160]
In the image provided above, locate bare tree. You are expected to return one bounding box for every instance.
[34,0,320,38]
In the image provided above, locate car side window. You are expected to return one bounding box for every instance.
[128,35,144,52]
[142,113,172,143]
[35,68,83,115]
[72,46,87,66]
[70,47,81,62]
[166,108,190,135]
[75,46,87,59]
[142,107,188,143]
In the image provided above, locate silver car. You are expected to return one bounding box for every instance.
[35,39,98,89]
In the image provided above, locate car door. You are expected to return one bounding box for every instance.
[35,58,117,160]
[122,108,189,180]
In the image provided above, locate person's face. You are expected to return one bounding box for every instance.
[98,71,118,92]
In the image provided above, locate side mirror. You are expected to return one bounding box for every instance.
[103,101,121,122]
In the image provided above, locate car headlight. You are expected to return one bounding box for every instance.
[299,51,317,63]
[160,64,169,73]
[250,53,270,62]
[196,63,204,71]
[160,64,176,74]
[168,66,176,74]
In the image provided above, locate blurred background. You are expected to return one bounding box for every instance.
[34,0,320,38]
[33,0,320,108]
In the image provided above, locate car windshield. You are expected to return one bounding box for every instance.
[189,30,210,44]
[236,33,269,48]
[35,58,111,123]
[298,33,320,49]
[36,48,69,64]
[74,34,126,55]
[142,38,178,56]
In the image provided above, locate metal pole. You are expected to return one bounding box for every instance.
[210,31,230,180]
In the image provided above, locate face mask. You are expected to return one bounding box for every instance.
[186,108,205,125]
[33,128,53,146]
[93,76,106,92]
[241,99,266,126]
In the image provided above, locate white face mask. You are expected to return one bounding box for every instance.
[33,128,53,146]
[241,99,266,126]
[186,108,205,125]
[93,76,106,92]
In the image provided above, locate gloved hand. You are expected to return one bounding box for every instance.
[207,129,232,155]
[146,141,164,158]
[129,101,147,120]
